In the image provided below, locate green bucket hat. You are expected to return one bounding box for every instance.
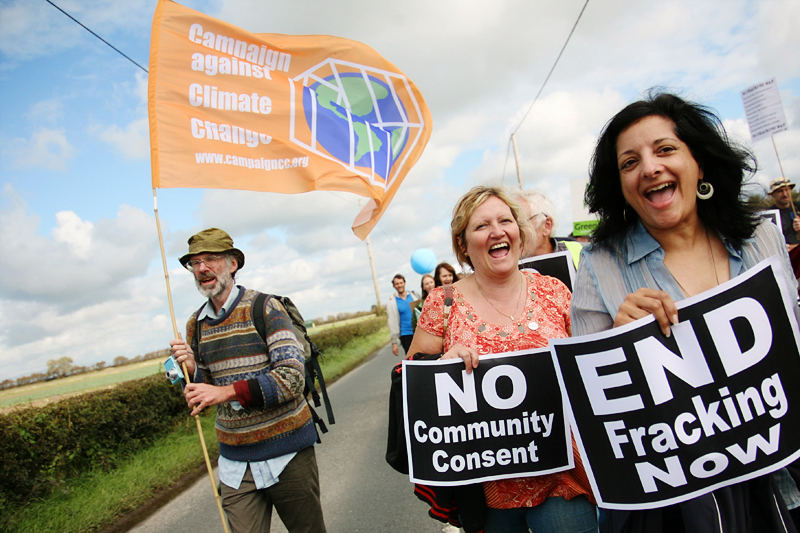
[179,228,245,271]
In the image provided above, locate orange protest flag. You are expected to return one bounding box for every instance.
[148,0,432,238]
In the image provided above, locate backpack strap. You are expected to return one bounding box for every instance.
[274,295,335,427]
[252,292,268,341]
[252,292,333,438]
[189,303,210,384]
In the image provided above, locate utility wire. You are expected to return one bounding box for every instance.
[510,0,589,135]
[45,0,149,73]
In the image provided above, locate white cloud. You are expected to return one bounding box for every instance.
[52,210,94,259]
[97,117,149,160]
[0,0,162,62]
[8,128,74,170]
[28,99,65,125]
[0,187,157,304]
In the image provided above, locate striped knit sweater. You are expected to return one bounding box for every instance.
[187,288,317,462]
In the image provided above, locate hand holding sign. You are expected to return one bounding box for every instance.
[551,256,800,509]
[614,288,679,338]
[402,349,573,486]
[440,344,481,374]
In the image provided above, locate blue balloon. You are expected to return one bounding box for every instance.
[410,248,437,274]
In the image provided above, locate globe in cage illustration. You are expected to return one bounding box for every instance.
[289,58,427,190]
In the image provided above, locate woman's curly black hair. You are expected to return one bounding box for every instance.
[586,91,759,247]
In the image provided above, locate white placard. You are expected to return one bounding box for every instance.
[741,78,788,142]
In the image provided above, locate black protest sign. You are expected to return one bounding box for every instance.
[551,256,800,509]
[403,349,573,486]
[519,250,575,292]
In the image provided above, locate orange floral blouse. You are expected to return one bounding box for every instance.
[417,271,596,509]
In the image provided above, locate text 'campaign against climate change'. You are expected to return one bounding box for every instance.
[551,255,800,509]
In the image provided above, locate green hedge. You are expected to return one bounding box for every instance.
[0,374,187,510]
[0,316,385,514]
[309,316,385,352]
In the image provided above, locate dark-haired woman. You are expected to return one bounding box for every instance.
[434,262,459,287]
[572,91,800,532]
[412,273,435,330]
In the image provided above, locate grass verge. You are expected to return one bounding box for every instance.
[9,327,389,533]
[6,410,218,533]
[315,326,390,381]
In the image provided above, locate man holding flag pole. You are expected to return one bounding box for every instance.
[169,229,326,533]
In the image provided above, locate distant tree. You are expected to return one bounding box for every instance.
[0,379,14,390]
[46,356,74,378]
[745,191,771,211]
[113,356,129,366]
[16,375,36,386]
[94,361,106,371]
[26,372,47,384]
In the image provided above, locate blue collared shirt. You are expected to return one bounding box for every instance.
[571,219,799,337]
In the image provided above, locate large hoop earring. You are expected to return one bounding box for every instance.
[697,180,714,200]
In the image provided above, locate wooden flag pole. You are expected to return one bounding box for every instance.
[772,137,795,217]
[153,189,230,533]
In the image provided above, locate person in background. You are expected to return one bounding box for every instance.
[768,177,800,246]
[411,273,436,331]
[169,228,326,533]
[434,262,460,286]
[387,274,419,357]
[420,273,436,299]
[409,185,597,533]
[568,232,591,244]
[572,91,800,532]
[508,188,583,266]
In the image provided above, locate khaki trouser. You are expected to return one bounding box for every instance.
[220,446,326,533]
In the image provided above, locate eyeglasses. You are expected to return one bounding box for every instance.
[528,212,548,221]
[185,254,225,271]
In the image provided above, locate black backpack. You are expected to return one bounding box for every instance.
[194,292,334,440]
[252,293,334,439]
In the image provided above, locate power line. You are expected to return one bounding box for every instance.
[511,0,589,135]
[44,0,149,74]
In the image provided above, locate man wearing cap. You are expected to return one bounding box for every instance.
[769,177,800,245]
[169,228,326,533]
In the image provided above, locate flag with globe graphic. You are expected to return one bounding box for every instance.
[148,0,432,238]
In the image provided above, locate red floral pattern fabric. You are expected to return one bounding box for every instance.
[418,271,596,508]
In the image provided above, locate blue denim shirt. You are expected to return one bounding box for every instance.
[571,219,799,336]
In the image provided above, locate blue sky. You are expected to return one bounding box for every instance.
[1,0,798,380]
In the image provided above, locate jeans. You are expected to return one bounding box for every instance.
[484,495,598,533]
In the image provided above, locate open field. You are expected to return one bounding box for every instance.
[0,360,164,410]
[0,315,382,411]
[307,313,375,334]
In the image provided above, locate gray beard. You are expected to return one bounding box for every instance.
[195,269,232,300]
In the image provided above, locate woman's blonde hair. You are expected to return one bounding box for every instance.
[450,185,527,269]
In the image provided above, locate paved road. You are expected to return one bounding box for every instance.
[129,344,459,533]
